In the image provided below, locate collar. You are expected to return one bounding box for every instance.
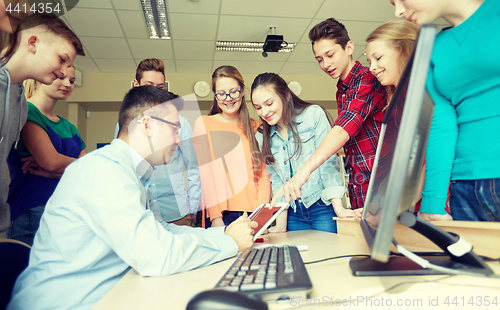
[112,139,154,179]
[269,108,303,138]
[337,61,363,91]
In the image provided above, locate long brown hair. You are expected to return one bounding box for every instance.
[210,65,262,181]
[366,20,419,103]
[251,72,333,165]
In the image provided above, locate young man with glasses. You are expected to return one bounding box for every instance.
[115,58,201,226]
[8,86,257,310]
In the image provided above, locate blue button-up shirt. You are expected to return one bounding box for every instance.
[115,115,201,222]
[7,139,237,310]
[256,105,346,211]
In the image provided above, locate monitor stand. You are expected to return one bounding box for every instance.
[350,212,494,277]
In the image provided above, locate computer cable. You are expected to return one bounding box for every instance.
[304,254,370,265]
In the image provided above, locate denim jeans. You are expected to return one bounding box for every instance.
[204,210,244,228]
[5,205,45,246]
[450,179,500,221]
[287,198,337,233]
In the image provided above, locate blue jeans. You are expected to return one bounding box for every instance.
[5,205,45,246]
[450,179,500,221]
[204,210,244,228]
[287,198,337,233]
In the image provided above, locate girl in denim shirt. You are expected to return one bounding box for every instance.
[252,73,350,233]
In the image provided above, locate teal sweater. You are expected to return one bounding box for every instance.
[421,0,500,213]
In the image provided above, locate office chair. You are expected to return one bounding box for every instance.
[0,239,31,310]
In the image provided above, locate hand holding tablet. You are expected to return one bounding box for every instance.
[249,203,288,241]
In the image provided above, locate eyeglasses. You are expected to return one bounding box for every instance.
[150,116,181,136]
[214,89,242,102]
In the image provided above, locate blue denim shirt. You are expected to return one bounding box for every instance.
[256,105,346,211]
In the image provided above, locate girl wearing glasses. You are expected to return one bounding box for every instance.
[5,66,86,245]
[193,65,270,227]
[251,72,347,233]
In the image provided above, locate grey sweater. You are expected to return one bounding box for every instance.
[0,63,27,232]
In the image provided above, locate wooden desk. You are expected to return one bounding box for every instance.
[336,218,500,259]
[94,231,500,310]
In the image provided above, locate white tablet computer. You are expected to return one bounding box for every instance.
[249,203,288,241]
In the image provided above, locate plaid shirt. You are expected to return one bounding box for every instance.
[334,61,386,209]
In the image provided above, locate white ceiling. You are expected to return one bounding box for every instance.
[66,0,449,75]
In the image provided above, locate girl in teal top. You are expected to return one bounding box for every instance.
[391,0,500,221]
[6,66,87,245]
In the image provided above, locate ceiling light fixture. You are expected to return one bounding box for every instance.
[140,0,170,39]
[216,27,295,55]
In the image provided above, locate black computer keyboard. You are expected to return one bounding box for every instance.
[214,245,312,301]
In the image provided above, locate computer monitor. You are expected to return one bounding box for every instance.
[350,25,493,277]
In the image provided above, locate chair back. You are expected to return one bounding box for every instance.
[0,239,31,310]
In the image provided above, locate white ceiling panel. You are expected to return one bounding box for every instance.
[316,0,395,22]
[342,20,387,46]
[170,13,218,41]
[217,15,311,43]
[117,10,148,39]
[175,60,214,74]
[73,57,100,73]
[280,62,324,75]
[286,43,315,62]
[67,0,434,75]
[74,0,112,9]
[173,41,215,60]
[81,37,133,59]
[110,0,141,10]
[168,0,221,14]
[221,0,324,18]
[64,8,124,37]
[94,59,137,73]
[299,19,384,44]
[128,38,174,60]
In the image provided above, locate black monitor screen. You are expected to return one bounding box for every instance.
[360,25,437,263]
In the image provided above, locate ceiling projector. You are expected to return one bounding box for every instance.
[262,34,285,58]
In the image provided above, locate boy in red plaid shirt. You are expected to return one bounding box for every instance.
[271,18,386,213]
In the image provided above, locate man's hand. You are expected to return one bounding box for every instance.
[225,212,258,252]
[417,212,453,221]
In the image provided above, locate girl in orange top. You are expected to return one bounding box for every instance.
[193,65,271,227]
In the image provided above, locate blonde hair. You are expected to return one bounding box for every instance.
[366,20,419,102]
[210,65,262,181]
[23,79,39,100]
[23,65,76,100]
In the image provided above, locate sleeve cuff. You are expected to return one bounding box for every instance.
[420,195,448,215]
[321,186,347,202]
[209,232,239,260]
